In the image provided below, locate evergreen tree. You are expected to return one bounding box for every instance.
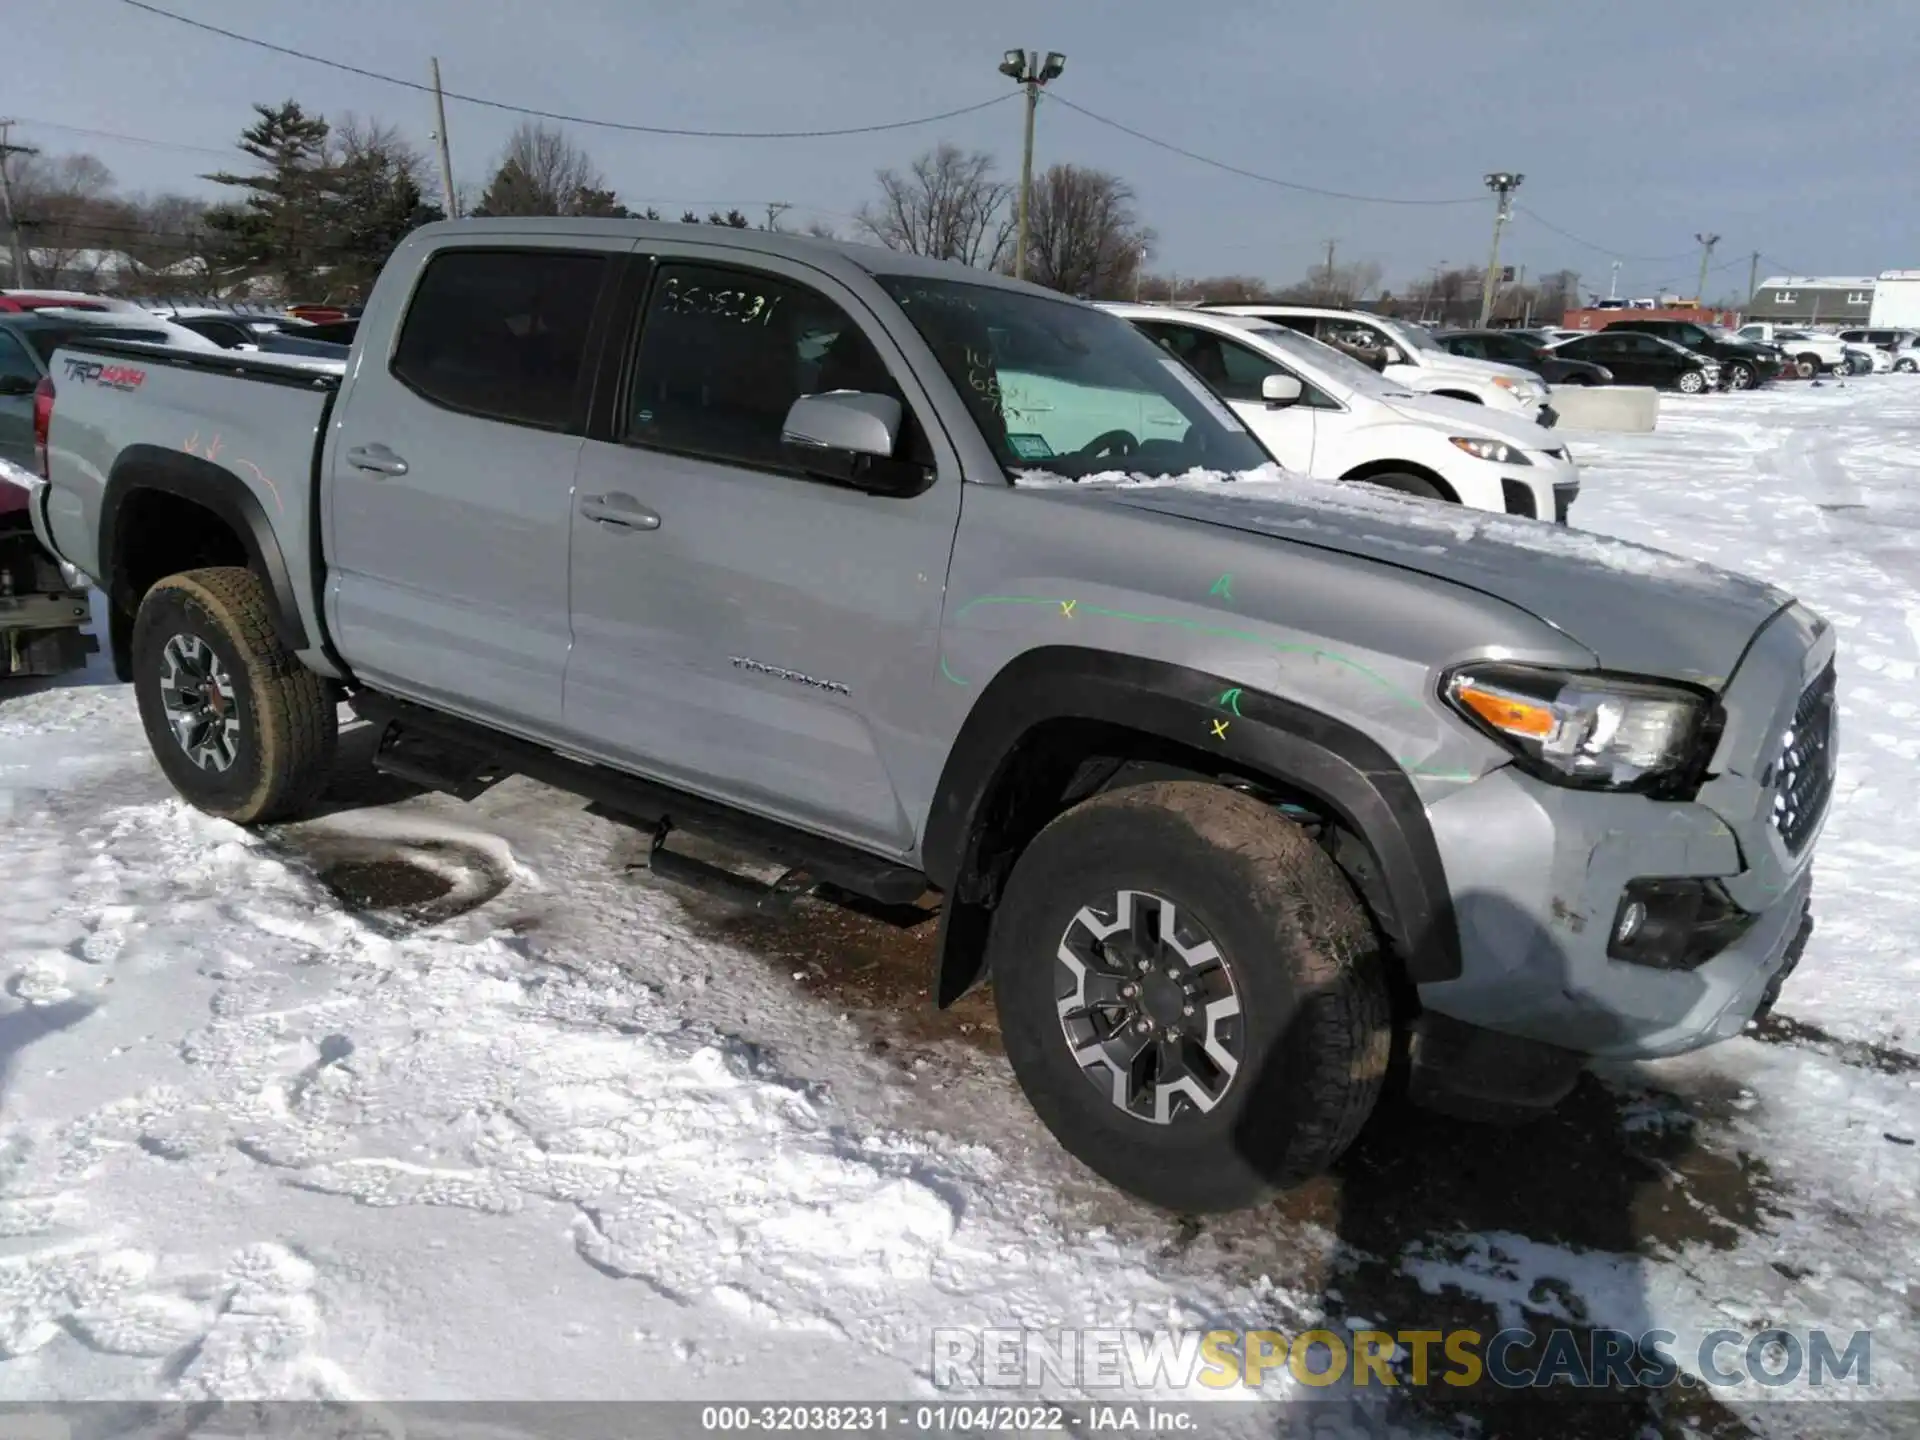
[203,101,338,298]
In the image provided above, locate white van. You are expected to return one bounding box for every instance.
[1104,304,1579,521]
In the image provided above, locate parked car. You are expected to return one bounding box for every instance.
[1107,304,1579,520]
[1545,330,1723,392]
[1201,304,1557,422]
[1434,329,1614,386]
[1732,323,1850,377]
[0,289,151,315]
[1602,318,1783,389]
[31,220,1832,1213]
[1835,328,1920,372]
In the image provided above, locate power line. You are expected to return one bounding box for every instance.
[1511,205,1698,263]
[1049,95,1484,206]
[115,0,1016,139]
[9,117,235,160]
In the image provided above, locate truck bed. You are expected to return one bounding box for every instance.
[41,337,341,672]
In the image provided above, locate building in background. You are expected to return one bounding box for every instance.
[1744,275,1877,325]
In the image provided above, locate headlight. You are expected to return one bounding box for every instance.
[1490,375,1540,399]
[1449,436,1530,465]
[1444,663,1712,791]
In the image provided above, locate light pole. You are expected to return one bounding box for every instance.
[1478,171,1522,327]
[1608,259,1621,302]
[1694,232,1720,306]
[999,48,1066,281]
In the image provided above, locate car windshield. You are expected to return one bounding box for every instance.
[1377,317,1440,352]
[877,276,1271,479]
[1244,324,1413,396]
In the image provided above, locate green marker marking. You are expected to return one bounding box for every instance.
[951,594,1423,710]
[1210,573,1235,601]
[940,655,970,687]
[1215,687,1244,716]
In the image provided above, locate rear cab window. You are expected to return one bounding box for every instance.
[391,247,609,432]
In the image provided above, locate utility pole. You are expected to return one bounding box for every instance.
[1134,243,1147,302]
[1694,232,1720,305]
[999,49,1065,281]
[1322,237,1338,300]
[1421,262,1444,323]
[0,121,37,288]
[430,59,459,219]
[763,202,792,232]
[1746,250,1760,312]
[1478,171,1522,327]
[1608,259,1621,301]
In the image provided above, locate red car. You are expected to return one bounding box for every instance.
[0,292,116,313]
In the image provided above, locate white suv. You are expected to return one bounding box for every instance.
[1734,323,1850,375]
[1201,304,1555,422]
[1107,304,1579,521]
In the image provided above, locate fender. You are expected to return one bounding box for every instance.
[923,647,1460,1001]
[102,444,309,651]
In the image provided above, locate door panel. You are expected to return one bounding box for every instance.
[325,243,616,730]
[564,256,963,853]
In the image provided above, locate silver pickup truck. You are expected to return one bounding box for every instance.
[24,219,1834,1213]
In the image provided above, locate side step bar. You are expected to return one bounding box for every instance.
[641,818,815,916]
[351,691,930,908]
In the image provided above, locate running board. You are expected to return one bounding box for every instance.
[349,691,930,908]
[639,820,815,915]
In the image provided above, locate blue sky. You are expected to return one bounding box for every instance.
[9,0,1915,298]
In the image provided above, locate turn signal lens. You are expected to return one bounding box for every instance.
[1454,683,1555,738]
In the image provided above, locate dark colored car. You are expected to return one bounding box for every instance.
[298,318,360,346]
[1435,329,1615,386]
[1545,330,1722,393]
[1603,319,1782,390]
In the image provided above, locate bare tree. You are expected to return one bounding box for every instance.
[10,152,126,285]
[857,144,1013,268]
[474,121,613,217]
[330,115,442,294]
[1138,273,1271,304]
[1021,164,1151,299]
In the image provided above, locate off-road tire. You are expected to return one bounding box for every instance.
[988,781,1391,1212]
[1351,471,1447,503]
[132,566,336,824]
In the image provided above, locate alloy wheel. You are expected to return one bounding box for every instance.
[1055,889,1244,1126]
[158,632,242,772]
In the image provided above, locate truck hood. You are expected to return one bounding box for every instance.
[1042,470,1790,688]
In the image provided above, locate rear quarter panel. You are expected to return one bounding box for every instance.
[45,345,334,656]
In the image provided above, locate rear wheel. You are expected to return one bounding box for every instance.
[1794,354,1820,379]
[132,567,336,824]
[988,781,1390,1212]
[1725,361,1756,390]
[1675,368,1707,394]
[1898,357,1919,374]
[1348,471,1447,502]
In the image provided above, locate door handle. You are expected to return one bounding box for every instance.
[580,492,661,530]
[346,443,409,476]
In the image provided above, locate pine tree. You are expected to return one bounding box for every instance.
[202,101,339,299]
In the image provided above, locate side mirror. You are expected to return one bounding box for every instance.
[781,391,926,496]
[0,374,35,397]
[1260,373,1303,407]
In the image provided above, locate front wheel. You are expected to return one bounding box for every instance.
[1898,357,1919,374]
[132,567,337,824]
[988,781,1390,1212]
[1675,368,1707,394]
[1794,355,1820,379]
[1725,361,1755,390]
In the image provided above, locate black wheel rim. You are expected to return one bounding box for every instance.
[158,632,242,772]
[1054,889,1244,1126]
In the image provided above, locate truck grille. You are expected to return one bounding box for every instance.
[1772,665,1836,853]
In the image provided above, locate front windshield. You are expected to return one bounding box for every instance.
[877,276,1271,479]
[1377,317,1440,352]
[1245,324,1412,396]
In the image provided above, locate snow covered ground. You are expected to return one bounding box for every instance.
[3,377,1919,1434]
